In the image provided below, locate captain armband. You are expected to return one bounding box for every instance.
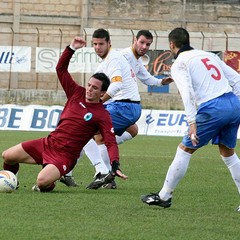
[111,76,122,82]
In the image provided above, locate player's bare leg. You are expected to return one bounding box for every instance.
[33,164,60,192]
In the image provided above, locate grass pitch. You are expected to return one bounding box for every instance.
[0,131,239,240]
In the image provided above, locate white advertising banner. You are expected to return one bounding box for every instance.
[0,104,63,132]
[0,105,240,139]
[0,46,31,72]
[137,109,188,136]
[35,47,100,73]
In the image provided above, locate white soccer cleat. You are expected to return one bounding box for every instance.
[32,184,41,192]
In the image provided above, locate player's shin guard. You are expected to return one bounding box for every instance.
[84,139,109,174]
[221,153,240,194]
[98,144,111,171]
[159,146,191,200]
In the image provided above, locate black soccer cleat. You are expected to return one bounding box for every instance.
[141,193,172,208]
[86,172,114,190]
[59,176,79,187]
[235,205,240,212]
[102,180,117,189]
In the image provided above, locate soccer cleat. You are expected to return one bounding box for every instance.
[141,193,172,208]
[32,184,41,192]
[102,180,117,189]
[235,205,240,212]
[86,172,114,189]
[59,176,79,187]
[32,183,55,192]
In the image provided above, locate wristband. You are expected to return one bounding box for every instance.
[188,120,196,125]
[69,45,76,51]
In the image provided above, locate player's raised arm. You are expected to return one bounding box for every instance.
[70,36,86,50]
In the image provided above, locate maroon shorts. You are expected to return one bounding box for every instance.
[22,137,78,176]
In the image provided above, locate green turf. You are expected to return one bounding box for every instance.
[0,131,239,240]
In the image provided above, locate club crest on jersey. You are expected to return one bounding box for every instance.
[84,112,93,121]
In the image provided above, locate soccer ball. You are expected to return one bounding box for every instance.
[0,170,18,193]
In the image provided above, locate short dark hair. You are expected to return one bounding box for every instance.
[136,30,153,40]
[91,72,110,91]
[168,28,190,49]
[92,28,110,42]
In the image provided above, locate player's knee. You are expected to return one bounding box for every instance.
[37,176,47,188]
[37,175,52,191]
[127,125,138,138]
[2,150,6,160]
[2,150,13,164]
[36,176,55,191]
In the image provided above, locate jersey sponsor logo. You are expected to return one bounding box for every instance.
[79,102,86,108]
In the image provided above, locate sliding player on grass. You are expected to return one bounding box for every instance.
[2,37,127,192]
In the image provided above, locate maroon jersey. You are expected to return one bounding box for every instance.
[51,46,119,163]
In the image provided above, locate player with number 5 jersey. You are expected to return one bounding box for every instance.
[141,27,240,212]
[171,48,239,123]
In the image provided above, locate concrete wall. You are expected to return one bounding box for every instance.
[0,89,184,110]
[0,0,240,108]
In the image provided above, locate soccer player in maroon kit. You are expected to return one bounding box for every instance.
[2,37,127,192]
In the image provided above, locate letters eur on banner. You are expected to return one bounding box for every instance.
[137,109,240,138]
[137,109,188,136]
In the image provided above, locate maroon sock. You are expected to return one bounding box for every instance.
[40,182,55,192]
[3,163,19,175]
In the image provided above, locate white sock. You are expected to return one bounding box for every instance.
[65,170,73,177]
[221,153,240,194]
[116,131,133,145]
[98,144,111,171]
[159,146,191,200]
[83,139,109,174]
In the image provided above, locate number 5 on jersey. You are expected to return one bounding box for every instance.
[201,58,221,80]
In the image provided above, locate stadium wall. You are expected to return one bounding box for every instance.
[0,0,240,109]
